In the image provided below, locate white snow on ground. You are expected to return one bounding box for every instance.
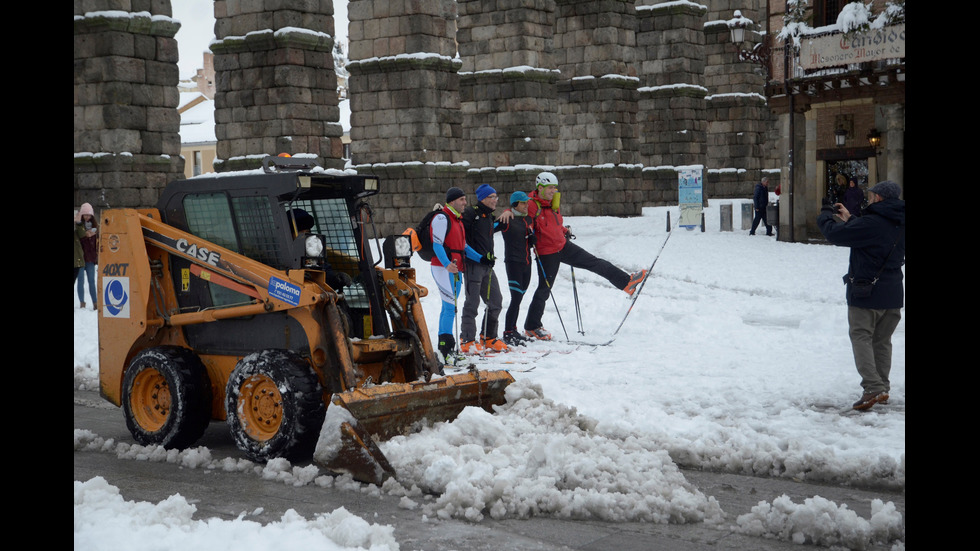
[74,201,905,549]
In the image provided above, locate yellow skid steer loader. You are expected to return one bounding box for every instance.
[97,156,513,484]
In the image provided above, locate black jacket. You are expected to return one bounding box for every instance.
[753,182,769,210]
[817,198,905,309]
[461,202,499,257]
[500,210,534,265]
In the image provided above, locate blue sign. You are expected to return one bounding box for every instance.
[678,168,703,228]
[268,277,302,306]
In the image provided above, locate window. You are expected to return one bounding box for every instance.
[813,0,844,27]
[289,197,369,309]
[193,151,203,176]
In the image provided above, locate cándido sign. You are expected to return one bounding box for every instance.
[801,24,905,70]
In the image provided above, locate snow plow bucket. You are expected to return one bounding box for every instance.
[314,370,515,485]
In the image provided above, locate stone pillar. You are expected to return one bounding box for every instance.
[704,11,771,200]
[347,0,461,165]
[636,1,707,168]
[211,0,342,172]
[778,109,806,242]
[880,103,904,193]
[636,1,708,207]
[347,0,463,236]
[457,0,559,169]
[74,1,184,210]
[555,0,638,168]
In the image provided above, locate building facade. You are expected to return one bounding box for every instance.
[761,0,905,241]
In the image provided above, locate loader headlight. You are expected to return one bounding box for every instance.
[305,235,324,257]
[383,234,413,269]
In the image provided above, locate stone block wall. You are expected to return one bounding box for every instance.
[211,0,342,172]
[74,1,184,209]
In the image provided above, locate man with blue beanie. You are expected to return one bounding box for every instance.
[459,184,512,353]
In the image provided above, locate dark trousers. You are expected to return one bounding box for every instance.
[460,261,502,341]
[750,208,772,235]
[504,260,532,332]
[524,241,629,331]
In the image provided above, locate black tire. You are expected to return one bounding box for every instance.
[122,346,212,449]
[225,349,325,463]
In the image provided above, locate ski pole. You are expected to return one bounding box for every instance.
[533,249,569,341]
[481,263,492,355]
[452,272,461,355]
[571,267,584,335]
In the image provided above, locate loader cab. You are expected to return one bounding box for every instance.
[156,158,388,350]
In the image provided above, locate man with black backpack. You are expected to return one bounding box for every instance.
[426,187,492,363]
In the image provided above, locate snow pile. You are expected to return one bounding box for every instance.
[735,494,904,550]
[380,380,724,524]
[74,477,399,551]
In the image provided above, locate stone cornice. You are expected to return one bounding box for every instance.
[74,11,179,37]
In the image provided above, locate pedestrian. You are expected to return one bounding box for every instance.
[749,176,773,236]
[842,177,864,217]
[74,213,87,284]
[817,181,905,411]
[429,187,492,363]
[459,184,512,353]
[523,172,647,341]
[76,203,99,309]
[499,191,535,347]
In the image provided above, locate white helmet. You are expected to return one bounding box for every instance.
[535,171,558,187]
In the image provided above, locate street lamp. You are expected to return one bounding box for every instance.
[728,10,772,68]
[867,128,882,148]
[834,125,848,147]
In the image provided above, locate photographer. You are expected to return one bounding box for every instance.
[817,181,906,411]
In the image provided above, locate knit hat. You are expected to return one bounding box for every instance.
[510,191,529,205]
[476,184,497,201]
[287,208,315,232]
[79,203,95,217]
[445,187,465,203]
[868,181,901,200]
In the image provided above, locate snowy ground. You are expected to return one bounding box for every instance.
[74,201,905,550]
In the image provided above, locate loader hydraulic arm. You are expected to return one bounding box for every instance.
[128,210,337,327]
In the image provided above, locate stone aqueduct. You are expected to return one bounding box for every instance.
[74,0,773,235]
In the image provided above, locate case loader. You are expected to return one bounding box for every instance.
[97,155,513,484]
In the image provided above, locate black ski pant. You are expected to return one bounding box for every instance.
[504,260,532,333]
[524,241,630,331]
[460,261,502,342]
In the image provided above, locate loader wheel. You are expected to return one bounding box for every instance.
[226,350,325,463]
[122,347,212,449]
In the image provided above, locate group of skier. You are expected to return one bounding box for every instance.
[426,172,648,364]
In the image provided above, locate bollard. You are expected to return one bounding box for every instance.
[720,203,733,232]
[740,203,754,230]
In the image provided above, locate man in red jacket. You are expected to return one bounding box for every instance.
[523,172,647,340]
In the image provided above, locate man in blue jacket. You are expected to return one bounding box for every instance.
[749,176,773,236]
[817,181,905,411]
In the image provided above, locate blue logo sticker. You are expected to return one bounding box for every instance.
[268,277,302,307]
[103,277,130,318]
